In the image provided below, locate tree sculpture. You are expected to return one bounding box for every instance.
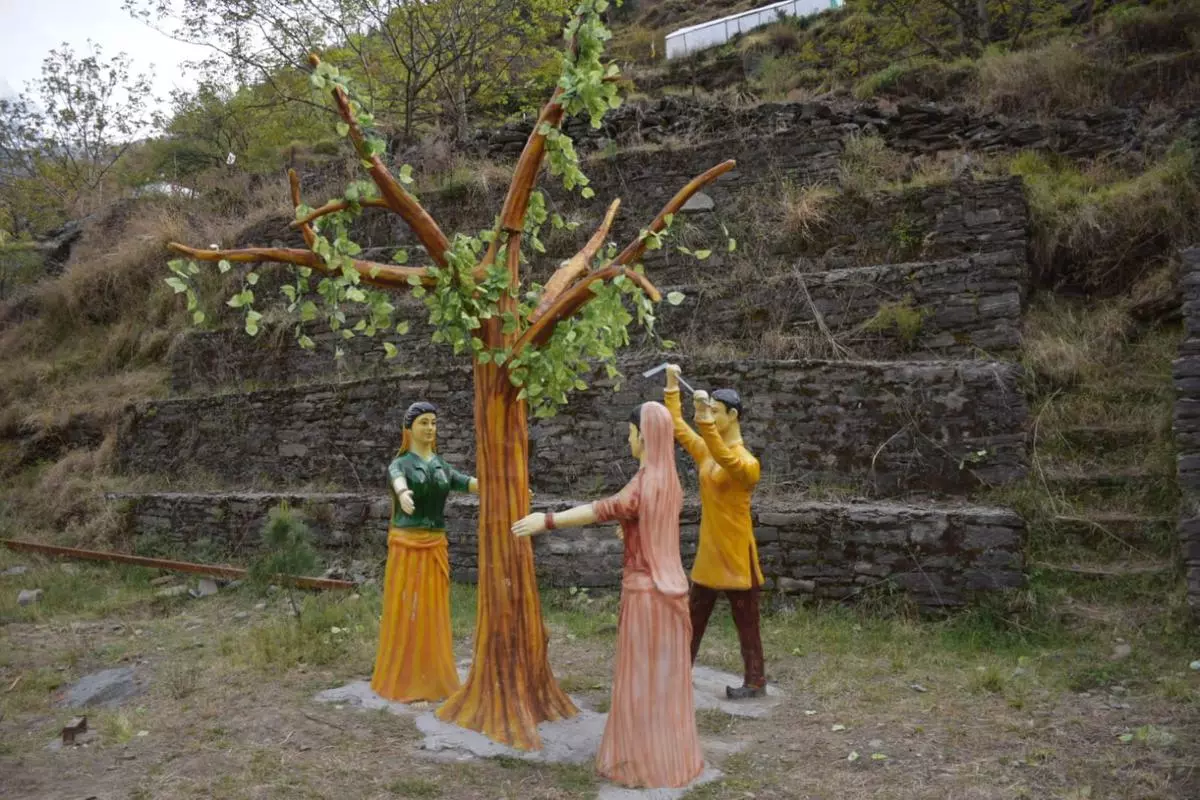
[164,0,733,750]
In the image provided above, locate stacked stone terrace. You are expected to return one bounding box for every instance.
[110,103,1033,610]
[1174,247,1200,617]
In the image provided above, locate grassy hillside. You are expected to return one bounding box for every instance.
[0,0,1197,555]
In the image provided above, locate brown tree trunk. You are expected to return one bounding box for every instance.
[435,360,578,750]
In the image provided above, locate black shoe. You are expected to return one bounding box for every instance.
[725,684,766,700]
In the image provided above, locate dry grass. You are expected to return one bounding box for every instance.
[976,40,1109,115]
[0,184,301,548]
[1010,143,1200,294]
[839,134,910,196]
[987,294,1180,565]
[780,182,837,241]
[422,156,515,204]
[1021,297,1135,392]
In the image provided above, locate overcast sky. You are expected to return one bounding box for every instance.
[0,0,208,106]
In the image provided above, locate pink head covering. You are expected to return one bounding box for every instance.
[635,401,688,597]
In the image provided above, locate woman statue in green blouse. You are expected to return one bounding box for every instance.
[370,400,478,702]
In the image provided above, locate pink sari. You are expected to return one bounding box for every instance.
[592,402,704,789]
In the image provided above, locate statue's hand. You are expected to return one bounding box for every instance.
[399,489,415,515]
[665,363,681,390]
[693,390,714,423]
[512,513,547,538]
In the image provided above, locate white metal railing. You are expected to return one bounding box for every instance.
[664,0,842,59]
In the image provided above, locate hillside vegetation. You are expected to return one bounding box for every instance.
[0,0,1196,564]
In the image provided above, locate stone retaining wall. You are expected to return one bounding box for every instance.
[658,250,1023,358]
[471,97,1164,163]
[108,491,1025,610]
[168,246,1023,393]
[120,356,1026,497]
[1173,246,1200,618]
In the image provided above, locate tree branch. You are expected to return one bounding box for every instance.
[165,243,434,290]
[509,159,735,358]
[474,85,567,282]
[288,169,317,249]
[611,160,736,268]
[310,53,451,267]
[290,197,391,229]
[528,199,620,325]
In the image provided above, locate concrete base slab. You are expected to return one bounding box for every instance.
[597,766,723,800]
[313,680,421,716]
[313,662,779,797]
[692,665,786,719]
[415,704,607,764]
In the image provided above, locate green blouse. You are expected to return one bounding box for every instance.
[387,451,472,530]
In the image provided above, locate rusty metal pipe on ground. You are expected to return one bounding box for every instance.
[0,539,355,591]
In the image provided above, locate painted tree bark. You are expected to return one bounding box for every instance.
[434,361,577,748]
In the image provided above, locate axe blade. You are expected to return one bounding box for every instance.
[641,362,670,379]
[640,362,696,395]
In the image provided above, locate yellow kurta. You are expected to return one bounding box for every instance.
[665,388,764,590]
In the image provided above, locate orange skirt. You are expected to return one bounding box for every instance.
[370,528,460,703]
[596,574,704,788]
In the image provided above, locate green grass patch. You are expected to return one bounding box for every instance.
[386,777,443,797]
[0,558,161,623]
[1011,142,1200,293]
[225,589,382,672]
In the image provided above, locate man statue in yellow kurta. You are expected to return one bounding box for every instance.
[663,365,766,699]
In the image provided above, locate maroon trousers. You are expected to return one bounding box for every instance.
[688,580,765,689]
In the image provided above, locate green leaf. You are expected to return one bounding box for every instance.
[395,321,410,335]
[218,259,232,274]
[246,272,259,285]
[281,285,297,302]
[392,249,409,265]
[666,291,686,306]
[335,121,350,137]
[192,310,206,324]
[581,187,595,199]
[165,276,188,294]
[728,237,738,253]
[694,249,712,260]
[300,301,318,322]
[226,293,245,309]
[298,335,316,350]
[383,342,398,359]
[245,309,263,336]
[399,164,414,185]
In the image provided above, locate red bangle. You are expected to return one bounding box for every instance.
[545,511,556,531]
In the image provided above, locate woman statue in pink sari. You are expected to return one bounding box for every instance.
[512,401,704,789]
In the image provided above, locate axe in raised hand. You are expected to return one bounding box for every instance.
[642,362,713,404]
